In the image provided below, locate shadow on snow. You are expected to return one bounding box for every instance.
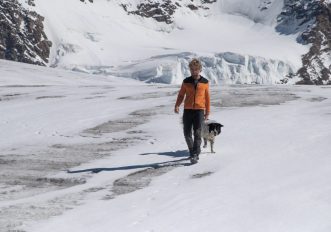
[67,150,190,174]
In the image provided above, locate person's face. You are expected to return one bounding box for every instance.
[190,66,201,79]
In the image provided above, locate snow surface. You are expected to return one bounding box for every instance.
[1,60,331,232]
[218,0,284,25]
[27,0,308,84]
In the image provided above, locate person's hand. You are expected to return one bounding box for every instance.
[174,106,179,114]
[204,114,209,120]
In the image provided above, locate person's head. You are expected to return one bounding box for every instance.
[189,58,202,79]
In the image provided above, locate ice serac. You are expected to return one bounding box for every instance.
[81,52,294,85]
[276,0,331,85]
[0,0,52,65]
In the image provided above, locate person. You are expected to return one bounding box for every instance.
[174,58,210,163]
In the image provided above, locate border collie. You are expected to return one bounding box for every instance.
[202,120,223,153]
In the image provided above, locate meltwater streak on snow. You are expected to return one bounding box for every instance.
[0,60,180,231]
[1,60,331,232]
[0,59,162,153]
[27,84,331,232]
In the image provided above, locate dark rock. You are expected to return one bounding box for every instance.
[277,0,331,85]
[27,0,36,7]
[121,0,219,24]
[187,4,199,11]
[0,0,52,65]
[202,0,217,3]
[123,0,177,24]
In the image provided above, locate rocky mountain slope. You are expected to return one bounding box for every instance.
[277,0,331,84]
[0,0,330,84]
[0,0,51,65]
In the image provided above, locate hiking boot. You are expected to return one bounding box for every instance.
[190,154,199,164]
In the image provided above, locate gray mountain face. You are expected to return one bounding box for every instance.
[0,0,52,66]
[277,0,331,84]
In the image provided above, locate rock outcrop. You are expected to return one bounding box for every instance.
[0,0,52,66]
[277,0,331,84]
[121,0,217,24]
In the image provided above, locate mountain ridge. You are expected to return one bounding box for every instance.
[1,0,330,84]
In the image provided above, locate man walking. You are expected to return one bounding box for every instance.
[174,58,210,164]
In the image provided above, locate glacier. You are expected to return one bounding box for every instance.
[71,52,296,84]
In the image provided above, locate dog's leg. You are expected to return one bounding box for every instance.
[211,140,215,153]
[203,138,207,148]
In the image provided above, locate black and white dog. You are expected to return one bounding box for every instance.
[202,120,223,153]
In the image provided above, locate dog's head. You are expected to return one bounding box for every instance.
[208,123,223,136]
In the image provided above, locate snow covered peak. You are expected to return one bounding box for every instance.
[29,0,305,67]
[108,0,283,26]
[1,0,330,84]
[218,0,284,25]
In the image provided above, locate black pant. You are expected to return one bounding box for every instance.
[183,109,204,156]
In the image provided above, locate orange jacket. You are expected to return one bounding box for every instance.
[175,76,210,114]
